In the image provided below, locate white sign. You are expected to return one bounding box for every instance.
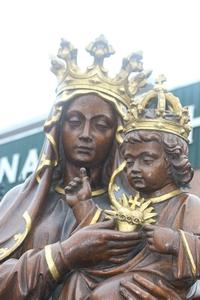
[0,148,39,184]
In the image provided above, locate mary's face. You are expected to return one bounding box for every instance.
[61,94,117,168]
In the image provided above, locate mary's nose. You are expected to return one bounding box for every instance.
[79,121,92,142]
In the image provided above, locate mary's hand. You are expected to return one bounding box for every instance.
[61,219,143,269]
[120,274,184,300]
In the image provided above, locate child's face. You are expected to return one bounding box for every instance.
[123,141,172,193]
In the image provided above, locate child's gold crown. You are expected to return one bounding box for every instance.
[50,35,151,119]
[125,75,191,141]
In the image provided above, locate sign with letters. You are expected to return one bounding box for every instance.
[0,131,44,196]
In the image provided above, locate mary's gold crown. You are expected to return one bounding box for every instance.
[50,35,151,119]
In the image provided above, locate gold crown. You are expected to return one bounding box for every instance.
[50,35,151,119]
[125,75,191,141]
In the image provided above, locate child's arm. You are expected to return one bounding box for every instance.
[65,168,100,226]
[143,224,179,255]
[143,224,200,284]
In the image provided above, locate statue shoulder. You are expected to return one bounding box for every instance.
[0,184,23,210]
[0,175,34,212]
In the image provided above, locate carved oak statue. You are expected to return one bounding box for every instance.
[0,36,199,300]
[0,36,150,300]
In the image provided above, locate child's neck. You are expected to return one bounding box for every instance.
[140,182,179,199]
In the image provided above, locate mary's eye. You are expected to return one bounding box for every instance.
[96,122,109,130]
[94,118,111,130]
[67,117,81,127]
[93,116,113,132]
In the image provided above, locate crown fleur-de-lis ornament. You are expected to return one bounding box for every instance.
[50,35,151,119]
[125,76,191,141]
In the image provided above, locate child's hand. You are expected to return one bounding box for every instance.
[143,224,179,255]
[64,168,92,208]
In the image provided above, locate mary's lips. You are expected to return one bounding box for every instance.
[76,146,94,153]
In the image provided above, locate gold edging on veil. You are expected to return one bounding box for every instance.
[36,131,58,182]
[0,211,32,261]
[46,133,59,163]
[44,106,62,129]
[115,125,124,144]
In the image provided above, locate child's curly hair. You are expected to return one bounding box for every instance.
[121,130,194,187]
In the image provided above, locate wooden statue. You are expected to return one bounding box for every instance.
[0,37,199,300]
[0,36,148,299]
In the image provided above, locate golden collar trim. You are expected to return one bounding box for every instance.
[147,189,183,204]
[55,185,107,197]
